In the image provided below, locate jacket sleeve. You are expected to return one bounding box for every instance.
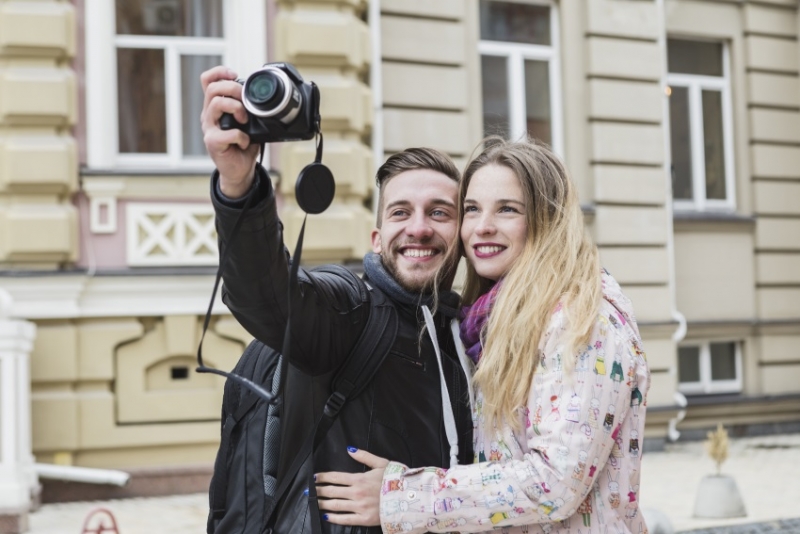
[378,311,637,533]
[211,165,366,376]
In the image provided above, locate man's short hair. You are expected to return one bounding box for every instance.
[375,147,460,227]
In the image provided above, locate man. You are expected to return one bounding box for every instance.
[201,66,473,534]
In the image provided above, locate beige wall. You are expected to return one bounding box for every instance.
[746,1,800,395]
[380,0,483,165]
[274,0,375,262]
[0,1,78,269]
[576,0,678,409]
[668,0,800,406]
[30,316,250,468]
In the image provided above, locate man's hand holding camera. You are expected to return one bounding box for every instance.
[202,63,321,201]
[201,66,259,199]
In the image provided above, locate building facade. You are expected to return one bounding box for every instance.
[0,0,798,509]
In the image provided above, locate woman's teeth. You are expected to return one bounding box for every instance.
[476,245,504,254]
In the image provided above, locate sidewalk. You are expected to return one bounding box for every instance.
[639,432,800,532]
[26,432,800,533]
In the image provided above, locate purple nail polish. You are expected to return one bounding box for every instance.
[347,446,358,453]
[303,488,309,496]
[323,514,329,521]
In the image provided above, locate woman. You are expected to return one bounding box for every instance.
[317,138,650,534]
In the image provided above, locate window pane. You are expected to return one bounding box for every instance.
[667,39,723,77]
[479,0,550,45]
[710,342,737,381]
[703,90,727,200]
[116,0,223,37]
[678,346,701,383]
[524,60,551,145]
[182,54,221,156]
[669,86,693,200]
[118,48,167,154]
[482,55,510,138]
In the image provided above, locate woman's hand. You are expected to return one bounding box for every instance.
[315,448,389,527]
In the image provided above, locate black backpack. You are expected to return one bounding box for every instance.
[207,266,398,534]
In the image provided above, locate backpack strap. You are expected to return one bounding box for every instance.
[269,277,398,533]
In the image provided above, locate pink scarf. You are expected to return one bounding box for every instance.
[458,281,502,364]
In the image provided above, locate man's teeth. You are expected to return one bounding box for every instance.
[477,245,504,254]
[403,249,435,258]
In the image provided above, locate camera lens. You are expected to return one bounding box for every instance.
[245,72,284,109]
[241,65,302,122]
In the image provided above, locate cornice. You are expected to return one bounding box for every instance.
[0,272,228,320]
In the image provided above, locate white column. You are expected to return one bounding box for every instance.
[0,289,37,532]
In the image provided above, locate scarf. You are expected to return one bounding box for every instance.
[458,281,503,364]
[362,252,460,319]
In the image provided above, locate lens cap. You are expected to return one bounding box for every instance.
[295,162,335,214]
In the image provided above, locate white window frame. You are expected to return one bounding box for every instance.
[478,0,563,157]
[85,0,267,172]
[667,41,736,212]
[678,340,743,395]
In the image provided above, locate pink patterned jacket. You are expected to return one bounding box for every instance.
[379,271,650,534]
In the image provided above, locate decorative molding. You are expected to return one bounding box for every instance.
[81,174,211,201]
[89,196,117,234]
[0,274,228,320]
[126,203,217,267]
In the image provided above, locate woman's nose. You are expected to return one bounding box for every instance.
[475,214,496,235]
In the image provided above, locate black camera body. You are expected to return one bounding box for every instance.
[220,62,320,143]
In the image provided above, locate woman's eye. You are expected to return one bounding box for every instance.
[500,205,520,214]
[464,205,478,213]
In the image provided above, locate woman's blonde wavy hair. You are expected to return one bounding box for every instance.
[459,137,602,431]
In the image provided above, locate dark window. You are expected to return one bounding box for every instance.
[481,55,510,138]
[479,1,550,45]
[181,54,222,156]
[669,86,693,200]
[524,59,551,145]
[667,39,723,77]
[117,48,167,153]
[678,346,701,383]
[710,342,737,381]
[171,366,190,380]
[702,90,727,200]
[116,0,223,37]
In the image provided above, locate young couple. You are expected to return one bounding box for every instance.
[202,65,649,534]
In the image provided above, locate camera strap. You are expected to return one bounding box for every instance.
[195,143,301,406]
[196,132,334,406]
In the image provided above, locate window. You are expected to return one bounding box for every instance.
[85,0,267,170]
[678,341,742,395]
[478,0,562,155]
[667,39,735,211]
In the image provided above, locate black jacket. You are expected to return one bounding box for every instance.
[211,166,473,534]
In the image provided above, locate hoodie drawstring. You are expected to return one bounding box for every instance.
[422,305,460,468]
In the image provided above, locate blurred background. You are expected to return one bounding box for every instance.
[0,0,798,532]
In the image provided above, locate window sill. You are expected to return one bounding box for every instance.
[673,210,755,232]
[682,392,800,406]
[82,167,215,177]
[81,172,212,201]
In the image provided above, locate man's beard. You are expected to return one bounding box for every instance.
[379,249,434,294]
[379,242,457,294]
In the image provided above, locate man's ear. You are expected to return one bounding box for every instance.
[371,229,382,253]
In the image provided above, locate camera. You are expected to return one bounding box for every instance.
[220,62,320,143]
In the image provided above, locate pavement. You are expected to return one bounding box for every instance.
[25,432,800,534]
